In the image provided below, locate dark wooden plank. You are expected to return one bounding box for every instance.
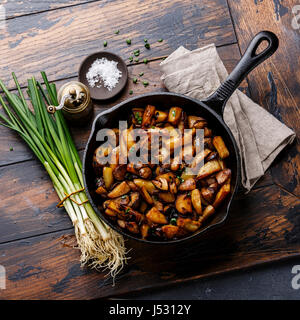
[227,0,300,197]
[0,44,271,248]
[0,0,235,89]
[0,44,242,167]
[4,0,93,19]
[0,134,272,245]
[1,46,246,161]
[0,184,299,299]
[0,160,72,244]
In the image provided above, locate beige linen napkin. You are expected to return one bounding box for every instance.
[160,44,296,191]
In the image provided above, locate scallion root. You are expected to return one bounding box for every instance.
[0,72,129,283]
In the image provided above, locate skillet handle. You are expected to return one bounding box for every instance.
[203,31,279,116]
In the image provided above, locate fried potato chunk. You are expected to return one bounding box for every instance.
[168,107,182,125]
[191,189,202,214]
[213,183,230,208]
[142,105,156,127]
[103,167,114,189]
[213,136,230,159]
[107,181,130,198]
[161,225,179,239]
[175,194,193,214]
[197,160,221,179]
[146,207,167,224]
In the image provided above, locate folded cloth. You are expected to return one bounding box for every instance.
[160,44,296,191]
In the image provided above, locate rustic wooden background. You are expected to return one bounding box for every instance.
[0,0,299,299]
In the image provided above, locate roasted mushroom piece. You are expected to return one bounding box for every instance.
[96,105,232,240]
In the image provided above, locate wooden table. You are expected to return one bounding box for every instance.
[0,0,299,299]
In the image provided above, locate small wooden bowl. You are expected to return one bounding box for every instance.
[78,51,128,101]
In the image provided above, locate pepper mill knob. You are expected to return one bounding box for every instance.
[47,105,56,114]
[69,87,77,97]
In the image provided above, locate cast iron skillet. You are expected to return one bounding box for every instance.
[83,31,279,244]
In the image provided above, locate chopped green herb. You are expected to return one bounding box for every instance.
[134,111,142,123]
[133,77,138,84]
[151,125,155,129]
[126,39,131,45]
[145,43,150,49]
[143,58,148,64]
[133,49,140,57]
[170,218,177,225]
[177,176,184,183]
[125,172,133,180]
[135,58,139,62]
[115,30,120,34]
[158,38,163,42]
[103,40,107,47]
[129,90,133,95]
[125,208,130,213]
[143,81,149,87]
[139,72,144,77]
[144,38,148,43]
[9,147,13,151]
[129,56,133,62]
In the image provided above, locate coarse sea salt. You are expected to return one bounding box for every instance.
[86,58,122,91]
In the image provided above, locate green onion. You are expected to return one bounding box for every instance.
[133,49,140,57]
[115,30,120,34]
[129,90,133,95]
[103,40,107,47]
[129,56,133,62]
[158,38,163,42]
[143,81,149,87]
[126,39,131,45]
[145,43,150,49]
[135,58,139,62]
[134,112,142,124]
[139,72,144,77]
[143,58,148,64]
[134,112,140,119]
[177,175,184,183]
[125,172,132,180]
[9,147,13,151]
[0,72,126,279]
[144,38,148,43]
[133,77,138,84]
[170,218,177,225]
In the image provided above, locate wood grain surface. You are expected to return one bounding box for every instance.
[0,44,243,166]
[0,0,299,300]
[0,184,299,299]
[227,0,300,197]
[4,0,93,19]
[0,0,235,89]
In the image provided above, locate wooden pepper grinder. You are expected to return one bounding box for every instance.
[47,81,93,125]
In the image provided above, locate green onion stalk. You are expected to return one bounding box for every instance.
[0,72,127,279]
